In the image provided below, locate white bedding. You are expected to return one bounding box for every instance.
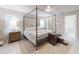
[24,27,52,45]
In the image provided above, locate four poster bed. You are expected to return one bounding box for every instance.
[23,6,56,49]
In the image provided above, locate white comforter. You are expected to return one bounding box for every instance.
[24,29,52,45]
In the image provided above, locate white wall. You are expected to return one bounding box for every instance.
[24,16,36,28]
[56,13,64,35]
[56,10,79,40]
[47,16,56,32]
[62,10,79,39]
[0,11,5,40]
[0,8,24,41]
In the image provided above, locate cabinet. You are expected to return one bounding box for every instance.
[9,32,21,43]
[48,33,68,46]
[48,33,58,45]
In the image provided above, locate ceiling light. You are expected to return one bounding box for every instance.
[46,9,50,12]
[47,5,50,9]
[46,5,51,12]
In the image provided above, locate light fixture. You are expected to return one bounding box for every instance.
[46,5,51,12]
[46,5,56,12]
[47,5,50,9]
[46,9,50,12]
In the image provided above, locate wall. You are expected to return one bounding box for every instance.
[47,16,56,32]
[0,8,24,41]
[56,9,79,40]
[24,16,36,28]
[24,16,56,33]
[56,13,64,35]
[62,10,79,39]
[0,11,5,40]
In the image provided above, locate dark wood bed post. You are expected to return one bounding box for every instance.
[35,6,56,50]
[23,16,25,32]
[36,6,38,50]
[55,14,56,33]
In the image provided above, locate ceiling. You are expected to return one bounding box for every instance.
[38,5,79,14]
[0,5,79,14]
[25,8,54,18]
[0,5,35,14]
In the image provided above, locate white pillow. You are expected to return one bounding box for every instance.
[25,27,36,31]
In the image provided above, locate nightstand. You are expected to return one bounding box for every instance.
[9,31,21,43]
[48,33,58,45]
[48,33,68,46]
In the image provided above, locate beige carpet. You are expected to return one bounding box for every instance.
[33,43,71,54]
[0,39,35,54]
[19,39,72,54]
[0,39,79,54]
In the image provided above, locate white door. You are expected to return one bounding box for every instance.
[64,15,77,41]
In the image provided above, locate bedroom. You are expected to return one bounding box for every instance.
[0,5,79,54]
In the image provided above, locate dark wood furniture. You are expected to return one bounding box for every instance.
[48,33,58,45]
[24,35,48,47]
[36,37,48,47]
[9,31,21,43]
[48,33,68,46]
[58,38,68,45]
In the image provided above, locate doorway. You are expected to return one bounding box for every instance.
[64,15,77,41]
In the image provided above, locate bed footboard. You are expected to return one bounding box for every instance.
[36,37,48,47]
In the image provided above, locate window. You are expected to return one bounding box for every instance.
[5,14,18,34]
[40,19,45,28]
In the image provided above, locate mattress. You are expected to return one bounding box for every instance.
[24,29,52,45]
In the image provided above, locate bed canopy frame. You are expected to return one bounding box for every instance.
[23,6,56,50]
